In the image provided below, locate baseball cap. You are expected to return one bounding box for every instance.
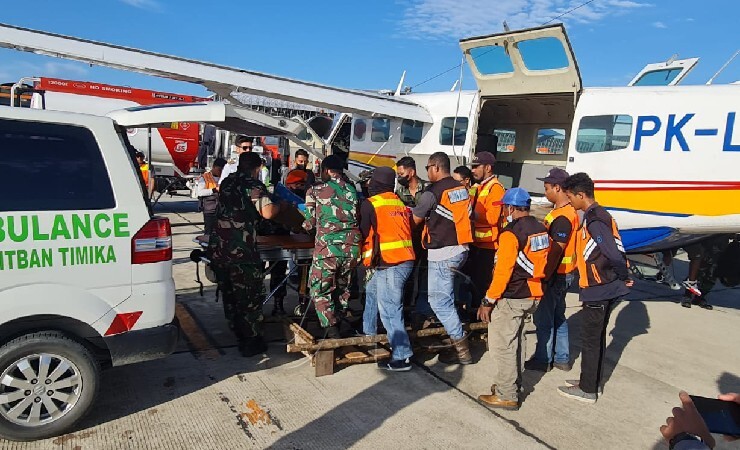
[471,151,496,167]
[537,168,570,186]
[502,187,531,207]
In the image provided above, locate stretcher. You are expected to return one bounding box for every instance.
[193,234,313,312]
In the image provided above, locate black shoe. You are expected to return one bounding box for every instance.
[553,361,572,372]
[271,297,286,316]
[524,359,552,372]
[378,358,412,372]
[681,300,692,308]
[323,325,341,340]
[239,336,267,357]
[692,298,713,310]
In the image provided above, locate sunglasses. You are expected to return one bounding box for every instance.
[240,146,252,150]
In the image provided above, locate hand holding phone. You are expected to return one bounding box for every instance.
[690,394,740,439]
[661,391,715,448]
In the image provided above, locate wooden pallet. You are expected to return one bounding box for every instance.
[284,319,488,377]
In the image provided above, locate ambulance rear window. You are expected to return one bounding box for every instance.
[0,119,115,212]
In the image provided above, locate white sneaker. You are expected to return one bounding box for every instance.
[682,280,702,297]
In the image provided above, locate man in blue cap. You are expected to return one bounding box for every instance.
[477,187,550,410]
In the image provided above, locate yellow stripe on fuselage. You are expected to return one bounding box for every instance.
[596,189,740,216]
[349,151,397,169]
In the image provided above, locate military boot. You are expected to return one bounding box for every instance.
[271,297,286,316]
[438,333,473,365]
[240,336,267,357]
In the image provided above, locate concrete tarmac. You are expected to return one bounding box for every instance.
[4,198,738,449]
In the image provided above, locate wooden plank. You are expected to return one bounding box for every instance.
[314,349,335,377]
[287,321,490,353]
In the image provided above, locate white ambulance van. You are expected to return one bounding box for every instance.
[0,106,178,441]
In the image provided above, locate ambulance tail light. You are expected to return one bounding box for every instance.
[131,217,172,264]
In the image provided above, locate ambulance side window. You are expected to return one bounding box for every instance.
[0,119,115,212]
[576,115,633,153]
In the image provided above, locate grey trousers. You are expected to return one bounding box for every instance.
[488,298,540,402]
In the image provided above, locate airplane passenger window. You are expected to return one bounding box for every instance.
[468,45,514,75]
[536,128,566,155]
[440,117,468,145]
[353,119,367,141]
[518,37,570,71]
[576,115,633,153]
[494,128,516,153]
[401,120,424,144]
[371,118,390,142]
[632,68,683,86]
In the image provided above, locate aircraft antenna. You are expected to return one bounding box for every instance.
[394,70,407,96]
[706,50,739,85]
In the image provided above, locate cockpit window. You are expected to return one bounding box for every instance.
[632,68,684,86]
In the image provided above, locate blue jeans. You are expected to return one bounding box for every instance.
[532,272,574,364]
[420,251,467,340]
[363,261,414,361]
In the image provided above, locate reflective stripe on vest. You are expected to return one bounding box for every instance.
[472,176,503,246]
[543,204,578,274]
[575,208,627,289]
[362,192,415,266]
[422,178,473,249]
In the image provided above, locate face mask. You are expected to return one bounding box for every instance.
[505,207,513,225]
[296,164,306,170]
[397,176,410,187]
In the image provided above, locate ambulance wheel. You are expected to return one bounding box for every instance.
[0,331,100,441]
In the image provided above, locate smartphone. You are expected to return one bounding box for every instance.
[690,395,740,437]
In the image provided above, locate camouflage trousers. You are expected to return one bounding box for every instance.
[309,256,358,328]
[685,235,730,300]
[215,262,265,339]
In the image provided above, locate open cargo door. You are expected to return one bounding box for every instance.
[628,57,698,86]
[459,24,582,98]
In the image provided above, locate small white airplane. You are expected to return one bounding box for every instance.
[0,23,738,256]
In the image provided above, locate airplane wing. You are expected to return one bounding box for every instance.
[0,23,432,123]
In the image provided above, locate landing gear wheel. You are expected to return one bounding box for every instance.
[0,331,100,441]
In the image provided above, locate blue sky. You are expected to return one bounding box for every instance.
[0,0,737,97]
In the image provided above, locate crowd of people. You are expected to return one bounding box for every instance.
[195,138,730,416]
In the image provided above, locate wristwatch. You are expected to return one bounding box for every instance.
[669,432,704,449]
[481,298,495,307]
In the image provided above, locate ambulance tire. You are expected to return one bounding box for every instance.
[0,331,100,442]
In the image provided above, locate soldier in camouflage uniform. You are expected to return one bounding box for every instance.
[303,155,361,338]
[208,152,280,356]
